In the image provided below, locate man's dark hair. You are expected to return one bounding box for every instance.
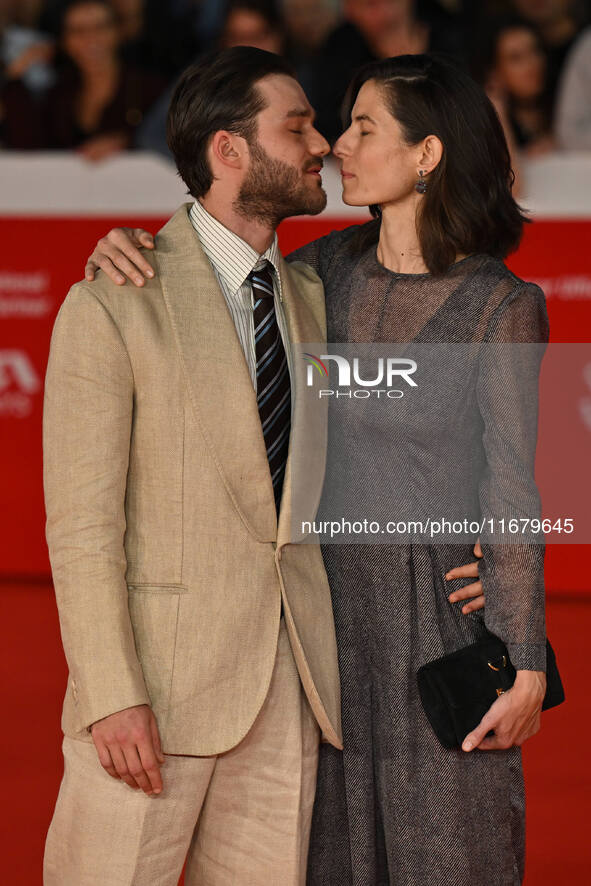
[342,53,529,275]
[167,46,295,199]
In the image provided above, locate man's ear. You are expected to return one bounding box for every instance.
[417,134,443,175]
[209,130,246,171]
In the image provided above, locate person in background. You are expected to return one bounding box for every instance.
[472,16,555,160]
[554,25,591,148]
[281,0,339,79]
[221,0,285,54]
[112,0,202,79]
[0,0,55,148]
[137,0,286,158]
[3,0,166,159]
[303,0,466,144]
[510,0,586,115]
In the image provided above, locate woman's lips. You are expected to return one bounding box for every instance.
[341,170,355,179]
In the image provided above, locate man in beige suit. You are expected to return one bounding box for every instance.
[43,47,342,885]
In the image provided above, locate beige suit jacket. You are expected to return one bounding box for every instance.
[43,204,342,755]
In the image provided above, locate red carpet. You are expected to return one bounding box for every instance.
[1,580,589,885]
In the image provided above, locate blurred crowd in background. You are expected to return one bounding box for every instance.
[1,0,590,166]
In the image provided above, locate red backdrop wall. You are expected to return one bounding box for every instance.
[1,214,590,588]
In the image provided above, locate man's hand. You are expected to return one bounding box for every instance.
[89,703,165,795]
[445,539,484,613]
[85,228,155,286]
[462,669,546,752]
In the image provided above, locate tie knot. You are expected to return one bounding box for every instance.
[249,262,275,298]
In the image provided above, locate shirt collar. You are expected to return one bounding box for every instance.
[189,199,281,297]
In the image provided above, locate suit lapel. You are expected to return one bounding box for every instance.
[156,205,277,542]
[276,256,328,548]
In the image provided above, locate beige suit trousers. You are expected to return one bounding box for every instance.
[43,619,320,885]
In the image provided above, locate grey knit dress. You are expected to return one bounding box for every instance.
[286,221,549,886]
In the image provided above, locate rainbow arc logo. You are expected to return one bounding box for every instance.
[302,353,328,377]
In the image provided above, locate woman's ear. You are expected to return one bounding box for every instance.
[417,134,443,175]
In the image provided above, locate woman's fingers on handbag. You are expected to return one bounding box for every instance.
[480,708,542,750]
[462,694,513,751]
[462,687,543,752]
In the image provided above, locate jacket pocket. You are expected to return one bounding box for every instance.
[127,583,189,594]
[127,589,182,720]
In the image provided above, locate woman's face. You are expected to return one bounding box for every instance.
[62,2,119,69]
[494,27,546,100]
[333,79,421,208]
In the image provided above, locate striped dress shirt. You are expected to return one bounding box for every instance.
[188,200,293,393]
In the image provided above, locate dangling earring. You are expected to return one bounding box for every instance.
[415,170,428,194]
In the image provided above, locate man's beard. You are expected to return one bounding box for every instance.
[234,139,327,227]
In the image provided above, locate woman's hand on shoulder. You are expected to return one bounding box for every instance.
[85,228,155,286]
[461,669,547,752]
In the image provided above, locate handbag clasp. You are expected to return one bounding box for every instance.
[487,655,507,672]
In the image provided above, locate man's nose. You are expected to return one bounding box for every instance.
[309,127,330,158]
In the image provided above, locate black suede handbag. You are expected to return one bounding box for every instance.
[416,633,565,749]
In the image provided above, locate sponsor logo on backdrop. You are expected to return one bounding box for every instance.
[533,275,591,300]
[0,271,52,318]
[0,350,40,417]
[304,353,417,399]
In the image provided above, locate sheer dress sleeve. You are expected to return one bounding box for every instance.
[476,281,550,672]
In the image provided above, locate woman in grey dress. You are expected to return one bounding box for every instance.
[82,51,548,886]
[286,54,548,885]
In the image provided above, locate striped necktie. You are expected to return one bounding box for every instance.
[249,261,291,514]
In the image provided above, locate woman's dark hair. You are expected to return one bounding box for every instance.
[167,46,295,199]
[342,53,529,275]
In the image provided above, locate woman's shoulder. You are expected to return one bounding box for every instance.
[474,256,549,343]
[285,219,377,275]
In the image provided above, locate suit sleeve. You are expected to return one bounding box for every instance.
[43,283,151,732]
[476,282,549,672]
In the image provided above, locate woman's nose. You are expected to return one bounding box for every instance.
[332,133,347,158]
